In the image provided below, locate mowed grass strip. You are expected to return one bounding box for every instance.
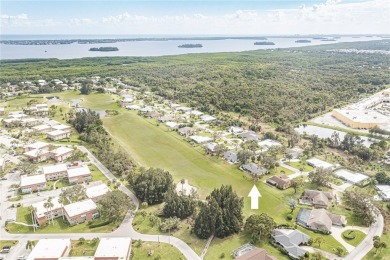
[103,110,296,220]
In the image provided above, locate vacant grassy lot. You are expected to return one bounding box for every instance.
[7,206,117,234]
[285,161,314,172]
[132,241,185,260]
[69,239,99,256]
[342,229,366,247]
[0,240,18,249]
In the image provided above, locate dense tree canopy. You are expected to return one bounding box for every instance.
[163,191,196,219]
[343,190,379,226]
[244,213,276,244]
[132,168,174,205]
[98,190,134,222]
[194,185,243,239]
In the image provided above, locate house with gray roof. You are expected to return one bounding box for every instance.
[178,127,194,137]
[296,208,346,233]
[272,229,309,259]
[240,163,268,176]
[224,151,239,164]
[238,131,260,142]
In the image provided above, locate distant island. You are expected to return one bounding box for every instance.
[254,41,275,45]
[321,39,336,42]
[178,44,203,48]
[89,47,119,52]
[295,39,311,43]
[312,37,327,40]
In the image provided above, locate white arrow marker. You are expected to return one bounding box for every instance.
[248,185,261,209]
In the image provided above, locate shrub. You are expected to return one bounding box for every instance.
[286,214,293,221]
[89,220,110,228]
[343,231,356,240]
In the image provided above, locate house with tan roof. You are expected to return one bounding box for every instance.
[266,175,291,190]
[300,189,334,208]
[296,208,347,233]
[47,129,70,141]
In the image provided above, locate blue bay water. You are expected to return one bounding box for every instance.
[0,35,383,60]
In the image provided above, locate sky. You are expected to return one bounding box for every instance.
[1,0,389,35]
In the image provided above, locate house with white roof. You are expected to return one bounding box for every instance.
[52,124,72,133]
[51,146,74,162]
[375,185,390,202]
[190,135,213,144]
[32,197,63,226]
[24,148,52,163]
[0,107,4,116]
[64,199,98,225]
[24,141,51,152]
[165,121,179,129]
[27,239,71,260]
[86,183,110,202]
[42,163,68,181]
[228,126,244,134]
[258,139,282,149]
[47,129,70,141]
[94,237,132,260]
[20,174,47,194]
[67,165,92,184]
[25,103,49,116]
[306,158,334,170]
[334,169,369,185]
[32,124,52,133]
[201,115,217,122]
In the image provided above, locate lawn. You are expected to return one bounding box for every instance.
[7,206,118,234]
[285,161,314,172]
[269,166,295,176]
[69,239,99,256]
[342,229,366,247]
[131,241,185,260]
[0,240,18,249]
[363,231,390,260]
[297,226,347,256]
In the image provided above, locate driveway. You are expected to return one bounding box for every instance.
[331,226,359,253]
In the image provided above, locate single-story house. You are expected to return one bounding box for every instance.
[166,121,179,129]
[126,105,140,110]
[25,103,49,116]
[306,158,334,170]
[206,142,219,153]
[190,135,213,144]
[21,118,41,127]
[224,151,239,164]
[266,175,291,190]
[296,208,346,232]
[201,115,217,122]
[20,174,47,194]
[47,129,70,141]
[258,139,282,149]
[228,126,244,134]
[240,163,268,176]
[158,115,175,123]
[300,189,333,208]
[176,106,192,112]
[86,183,110,202]
[286,147,304,159]
[42,163,68,181]
[27,239,71,260]
[272,229,310,259]
[376,185,390,201]
[51,147,74,162]
[67,165,92,184]
[238,131,260,142]
[64,199,98,225]
[32,197,63,226]
[186,110,203,116]
[146,111,161,119]
[233,243,276,260]
[178,127,194,137]
[94,237,132,260]
[139,106,153,113]
[334,169,369,184]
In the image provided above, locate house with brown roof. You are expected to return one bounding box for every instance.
[300,189,333,208]
[266,175,291,190]
[233,244,277,260]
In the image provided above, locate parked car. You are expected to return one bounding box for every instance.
[1,245,11,253]
[18,256,26,260]
[0,177,7,180]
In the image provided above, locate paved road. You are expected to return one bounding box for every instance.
[0,146,201,260]
[345,213,384,260]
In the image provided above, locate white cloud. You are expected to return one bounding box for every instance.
[1,0,389,34]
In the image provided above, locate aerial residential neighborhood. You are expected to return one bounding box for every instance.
[1,0,389,258]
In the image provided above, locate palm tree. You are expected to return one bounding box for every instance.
[58,194,66,220]
[44,197,54,225]
[180,179,185,195]
[28,206,37,232]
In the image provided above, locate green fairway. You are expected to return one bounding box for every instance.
[103,110,299,220]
